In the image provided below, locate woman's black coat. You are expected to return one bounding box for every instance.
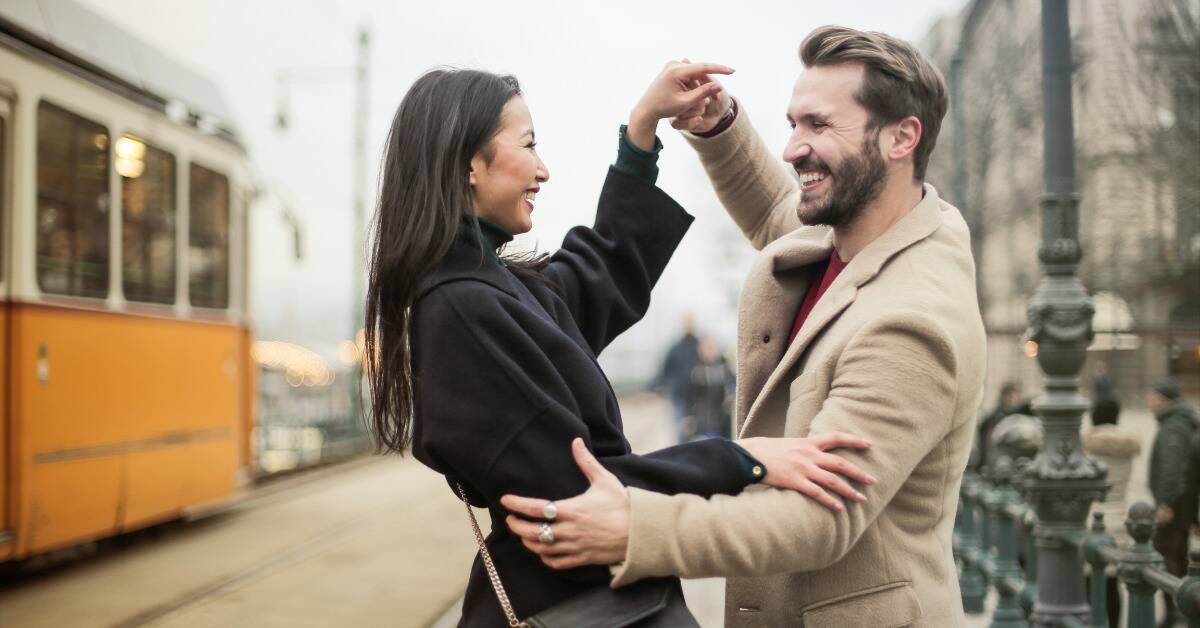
[409,167,753,627]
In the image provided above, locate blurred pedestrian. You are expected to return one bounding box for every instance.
[1090,361,1121,427]
[1146,379,1199,627]
[972,381,1032,472]
[652,314,700,443]
[683,336,735,440]
[1083,402,1141,628]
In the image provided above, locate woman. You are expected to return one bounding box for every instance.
[364,64,874,627]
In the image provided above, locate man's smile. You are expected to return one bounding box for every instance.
[798,170,829,193]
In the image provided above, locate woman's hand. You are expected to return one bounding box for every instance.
[627,61,734,150]
[736,434,876,512]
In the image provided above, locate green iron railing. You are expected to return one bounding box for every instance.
[955,461,1200,627]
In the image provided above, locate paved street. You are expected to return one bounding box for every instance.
[0,394,722,628]
[0,399,1181,628]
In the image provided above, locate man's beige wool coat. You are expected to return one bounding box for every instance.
[609,105,987,627]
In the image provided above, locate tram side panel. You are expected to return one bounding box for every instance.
[0,303,10,561]
[12,306,241,557]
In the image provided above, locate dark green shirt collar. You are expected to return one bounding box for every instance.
[459,215,513,265]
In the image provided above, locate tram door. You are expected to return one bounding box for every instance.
[0,94,10,545]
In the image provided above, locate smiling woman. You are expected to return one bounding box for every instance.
[468,96,549,235]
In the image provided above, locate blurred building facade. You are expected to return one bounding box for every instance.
[922,0,1200,404]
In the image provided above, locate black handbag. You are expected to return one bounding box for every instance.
[454,483,700,627]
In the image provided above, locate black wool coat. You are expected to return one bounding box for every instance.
[410,167,754,627]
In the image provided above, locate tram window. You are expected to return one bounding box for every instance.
[189,163,229,309]
[36,102,110,299]
[120,136,176,304]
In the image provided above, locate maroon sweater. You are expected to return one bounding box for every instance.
[788,251,848,345]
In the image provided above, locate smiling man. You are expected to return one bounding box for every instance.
[502,26,987,627]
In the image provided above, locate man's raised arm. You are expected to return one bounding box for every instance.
[683,96,802,250]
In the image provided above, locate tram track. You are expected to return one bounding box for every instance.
[111,495,400,628]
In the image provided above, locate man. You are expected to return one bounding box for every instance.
[1146,379,1199,627]
[652,314,701,442]
[502,25,986,627]
[971,381,1032,471]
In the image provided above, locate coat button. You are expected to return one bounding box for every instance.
[751,465,764,477]
[762,334,770,343]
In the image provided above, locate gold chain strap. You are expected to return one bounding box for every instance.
[454,482,528,628]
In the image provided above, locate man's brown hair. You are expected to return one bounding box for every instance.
[799,25,949,181]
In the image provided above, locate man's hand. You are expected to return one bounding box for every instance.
[1156,504,1174,526]
[501,439,630,570]
[670,73,731,134]
[736,434,877,512]
[627,61,734,150]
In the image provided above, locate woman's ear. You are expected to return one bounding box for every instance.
[469,168,476,186]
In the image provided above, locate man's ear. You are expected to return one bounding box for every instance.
[886,116,922,163]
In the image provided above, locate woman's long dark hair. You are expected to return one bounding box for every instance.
[365,68,546,453]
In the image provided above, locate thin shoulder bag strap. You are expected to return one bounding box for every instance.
[454,482,526,628]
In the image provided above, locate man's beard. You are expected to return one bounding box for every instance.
[795,131,887,228]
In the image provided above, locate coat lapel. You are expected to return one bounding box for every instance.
[733,225,832,430]
[737,184,947,437]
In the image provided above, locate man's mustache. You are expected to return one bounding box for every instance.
[792,157,832,175]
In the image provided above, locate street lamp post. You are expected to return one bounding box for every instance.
[275,27,371,424]
[1017,2,1108,627]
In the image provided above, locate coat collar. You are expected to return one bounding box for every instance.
[416,218,520,301]
[738,184,946,436]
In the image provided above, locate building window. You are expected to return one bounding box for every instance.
[119,136,176,304]
[189,163,229,309]
[36,102,110,298]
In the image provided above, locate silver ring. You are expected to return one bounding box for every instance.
[543,502,558,521]
[538,523,555,545]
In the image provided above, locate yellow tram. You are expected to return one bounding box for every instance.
[0,2,256,562]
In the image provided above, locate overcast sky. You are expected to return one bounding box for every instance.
[77,0,965,379]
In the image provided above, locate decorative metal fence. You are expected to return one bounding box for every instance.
[955,460,1200,627]
[255,367,369,476]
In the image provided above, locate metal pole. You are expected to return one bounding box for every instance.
[351,27,369,426]
[352,27,369,343]
[1018,2,1109,626]
[951,47,967,214]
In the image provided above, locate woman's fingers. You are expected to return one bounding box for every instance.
[817,452,878,486]
[679,81,723,109]
[813,432,872,451]
[797,479,845,512]
[811,468,866,503]
[672,62,736,80]
[677,101,706,120]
